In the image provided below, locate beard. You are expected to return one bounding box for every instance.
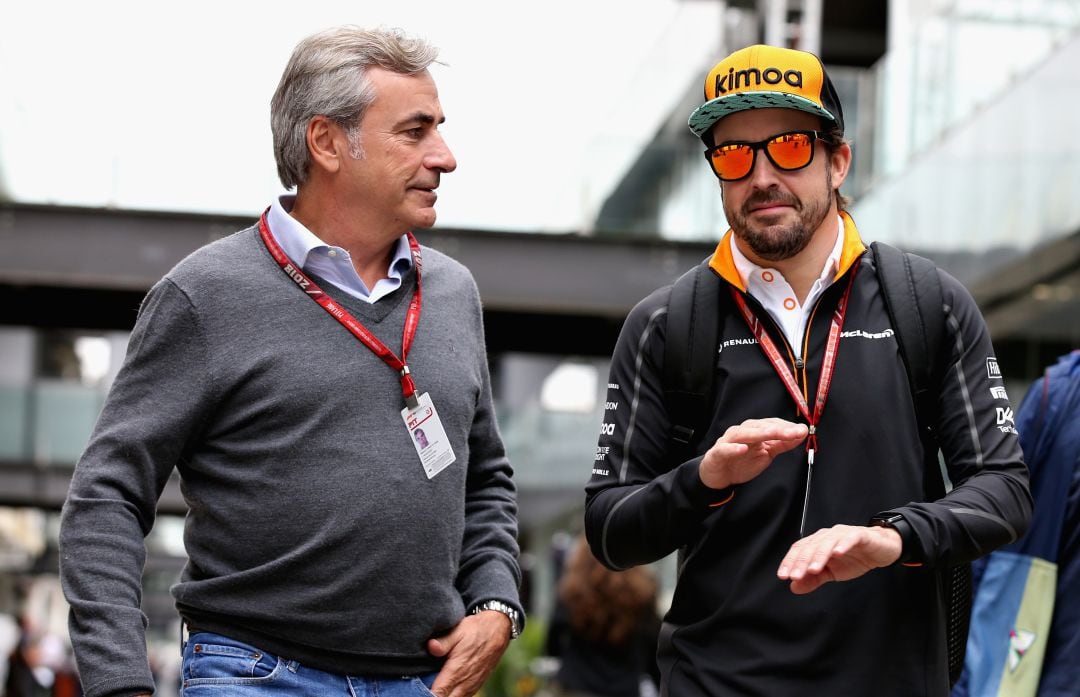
[724,169,834,262]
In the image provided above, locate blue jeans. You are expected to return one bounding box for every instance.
[180,632,439,696]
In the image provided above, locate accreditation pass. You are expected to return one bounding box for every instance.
[401,392,456,478]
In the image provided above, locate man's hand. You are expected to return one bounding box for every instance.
[777,524,903,594]
[700,418,808,490]
[426,611,512,697]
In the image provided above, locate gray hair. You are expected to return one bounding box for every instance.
[270,26,439,189]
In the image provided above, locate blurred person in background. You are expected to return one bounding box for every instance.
[58,24,521,697]
[953,350,1080,697]
[0,612,17,695]
[4,629,71,697]
[544,535,660,697]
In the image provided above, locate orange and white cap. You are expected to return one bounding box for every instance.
[688,44,844,139]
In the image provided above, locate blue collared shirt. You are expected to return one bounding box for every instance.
[266,195,413,304]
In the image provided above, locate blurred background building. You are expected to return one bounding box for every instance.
[2,1,1079,695]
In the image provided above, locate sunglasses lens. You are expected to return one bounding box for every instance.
[710,144,754,181]
[766,132,814,170]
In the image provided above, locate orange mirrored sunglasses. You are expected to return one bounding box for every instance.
[705,130,826,181]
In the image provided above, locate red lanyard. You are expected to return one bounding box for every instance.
[258,211,424,409]
[731,259,860,464]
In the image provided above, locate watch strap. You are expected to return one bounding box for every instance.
[471,599,522,639]
[870,511,915,564]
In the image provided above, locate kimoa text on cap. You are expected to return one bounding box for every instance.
[715,68,803,96]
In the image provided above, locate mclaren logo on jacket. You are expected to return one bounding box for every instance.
[840,328,894,340]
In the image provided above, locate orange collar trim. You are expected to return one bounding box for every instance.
[707,211,866,289]
[835,211,867,280]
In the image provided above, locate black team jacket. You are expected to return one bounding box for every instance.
[585,213,1031,697]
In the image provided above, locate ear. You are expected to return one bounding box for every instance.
[827,141,852,190]
[305,115,345,175]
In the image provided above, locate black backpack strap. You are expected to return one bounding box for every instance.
[872,241,969,686]
[663,260,722,457]
[871,240,946,455]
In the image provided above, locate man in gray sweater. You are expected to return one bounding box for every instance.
[58,25,522,697]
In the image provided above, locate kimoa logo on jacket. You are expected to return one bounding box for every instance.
[715,67,803,95]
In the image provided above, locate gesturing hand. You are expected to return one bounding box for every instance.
[699,418,808,490]
[777,524,903,594]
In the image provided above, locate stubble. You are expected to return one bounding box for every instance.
[724,167,834,262]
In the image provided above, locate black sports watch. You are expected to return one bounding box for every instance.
[870,512,904,528]
[869,511,914,563]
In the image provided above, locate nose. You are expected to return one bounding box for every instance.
[745,147,782,188]
[426,131,457,174]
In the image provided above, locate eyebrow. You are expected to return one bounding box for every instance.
[394,111,446,129]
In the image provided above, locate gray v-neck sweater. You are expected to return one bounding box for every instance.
[59,225,521,697]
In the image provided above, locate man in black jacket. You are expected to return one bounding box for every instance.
[584,44,1031,696]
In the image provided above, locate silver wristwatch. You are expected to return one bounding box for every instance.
[471,599,522,639]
